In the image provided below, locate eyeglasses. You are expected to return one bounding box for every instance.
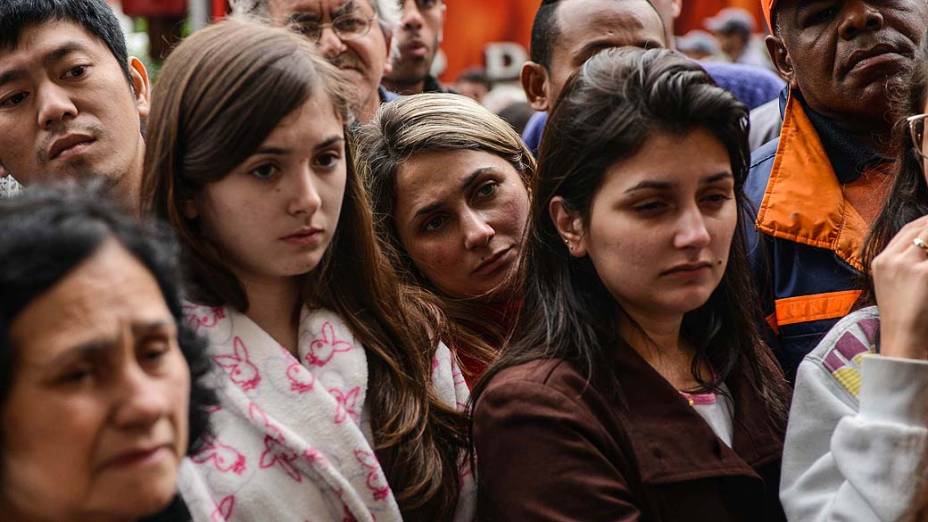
[290,14,376,43]
[907,113,928,162]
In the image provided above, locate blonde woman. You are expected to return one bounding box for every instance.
[355,94,535,384]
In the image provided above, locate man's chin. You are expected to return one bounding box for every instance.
[34,163,121,191]
[384,70,429,88]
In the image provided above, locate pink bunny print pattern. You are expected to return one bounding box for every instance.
[331,386,362,425]
[248,403,303,483]
[213,337,261,391]
[353,450,390,501]
[185,305,226,333]
[260,436,303,483]
[211,495,235,522]
[306,321,354,367]
[192,438,246,475]
[286,360,316,393]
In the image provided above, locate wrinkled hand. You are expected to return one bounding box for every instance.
[872,214,928,360]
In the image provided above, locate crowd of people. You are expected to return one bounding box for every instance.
[0,0,927,520]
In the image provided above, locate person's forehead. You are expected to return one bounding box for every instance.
[269,0,373,17]
[0,20,111,70]
[396,150,506,215]
[556,0,664,50]
[777,0,920,22]
[9,241,173,359]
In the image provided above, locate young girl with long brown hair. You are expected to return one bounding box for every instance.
[140,18,472,522]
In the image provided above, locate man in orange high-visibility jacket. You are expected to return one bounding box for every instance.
[745,0,928,380]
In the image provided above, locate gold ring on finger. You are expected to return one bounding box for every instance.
[914,237,928,252]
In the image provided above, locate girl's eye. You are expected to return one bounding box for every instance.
[314,152,341,169]
[250,163,278,180]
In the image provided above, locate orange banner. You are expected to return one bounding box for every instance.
[437,0,769,83]
[439,0,534,82]
[675,0,768,34]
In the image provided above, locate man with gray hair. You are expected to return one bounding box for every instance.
[234,0,399,122]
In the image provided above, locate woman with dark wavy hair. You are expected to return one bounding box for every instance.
[472,47,789,521]
[141,18,472,522]
[780,34,928,521]
[0,183,215,522]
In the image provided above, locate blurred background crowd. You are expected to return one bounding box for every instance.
[0,0,778,197]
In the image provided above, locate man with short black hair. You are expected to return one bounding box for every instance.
[746,0,928,379]
[234,0,399,122]
[0,0,151,207]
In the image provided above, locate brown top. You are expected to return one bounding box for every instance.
[473,347,787,522]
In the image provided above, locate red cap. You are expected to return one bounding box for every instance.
[761,0,777,31]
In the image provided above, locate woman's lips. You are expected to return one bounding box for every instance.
[660,261,714,279]
[474,246,515,277]
[280,229,322,247]
[100,445,173,471]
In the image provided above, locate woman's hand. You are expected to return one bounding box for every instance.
[872,214,928,360]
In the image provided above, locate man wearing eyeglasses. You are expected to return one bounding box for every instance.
[382,0,449,95]
[744,0,928,381]
[235,0,399,122]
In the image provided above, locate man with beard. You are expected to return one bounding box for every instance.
[235,0,399,123]
[745,0,928,380]
[382,0,450,95]
[0,0,151,208]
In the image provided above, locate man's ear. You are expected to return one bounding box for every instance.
[670,0,682,18]
[766,35,795,87]
[128,57,151,119]
[549,196,587,257]
[521,61,551,112]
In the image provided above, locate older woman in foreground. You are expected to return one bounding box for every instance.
[0,184,214,522]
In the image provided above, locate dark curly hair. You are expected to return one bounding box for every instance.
[0,182,216,520]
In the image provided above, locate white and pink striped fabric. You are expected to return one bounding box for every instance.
[177,303,475,522]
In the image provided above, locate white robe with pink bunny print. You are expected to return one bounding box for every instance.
[177,303,475,522]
